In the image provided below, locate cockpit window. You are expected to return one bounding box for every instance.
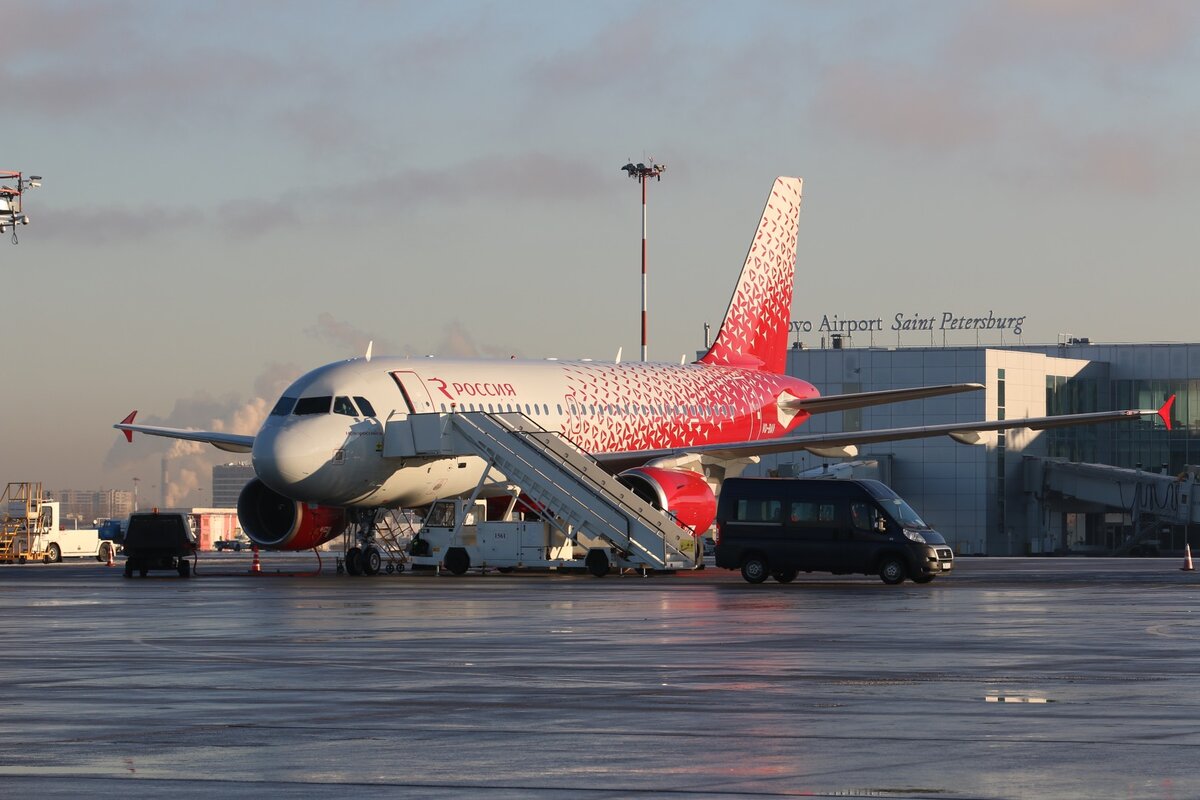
[333,396,358,416]
[354,396,377,417]
[293,396,332,415]
[270,396,297,416]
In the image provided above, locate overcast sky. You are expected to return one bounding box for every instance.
[3,1,1198,506]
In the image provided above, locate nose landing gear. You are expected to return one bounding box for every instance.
[336,509,410,576]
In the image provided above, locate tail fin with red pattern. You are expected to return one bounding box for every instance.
[698,177,802,374]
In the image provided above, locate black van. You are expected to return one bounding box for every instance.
[714,478,953,585]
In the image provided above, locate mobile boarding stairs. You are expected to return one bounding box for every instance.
[385,411,699,575]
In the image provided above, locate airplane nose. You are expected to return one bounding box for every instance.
[252,421,330,493]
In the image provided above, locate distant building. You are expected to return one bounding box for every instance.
[45,489,135,525]
[753,342,1199,556]
[212,462,255,508]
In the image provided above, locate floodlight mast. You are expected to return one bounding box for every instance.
[620,160,666,361]
[0,171,42,244]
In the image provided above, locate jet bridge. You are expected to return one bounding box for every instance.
[1025,457,1200,554]
[385,411,697,574]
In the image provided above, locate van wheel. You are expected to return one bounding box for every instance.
[772,568,798,584]
[740,555,768,584]
[178,559,191,578]
[879,557,906,585]
[123,561,134,578]
[912,575,935,584]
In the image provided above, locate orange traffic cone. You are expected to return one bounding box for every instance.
[250,546,262,575]
[105,545,115,568]
[1182,544,1194,572]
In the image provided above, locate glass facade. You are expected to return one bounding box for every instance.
[1047,376,1193,474]
[779,342,1200,555]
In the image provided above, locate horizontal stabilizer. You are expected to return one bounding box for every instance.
[114,412,255,454]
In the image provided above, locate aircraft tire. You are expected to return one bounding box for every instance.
[361,546,382,576]
[879,557,906,585]
[345,547,363,576]
[740,554,768,584]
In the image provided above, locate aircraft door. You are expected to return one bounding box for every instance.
[391,370,438,415]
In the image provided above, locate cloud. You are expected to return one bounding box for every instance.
[524,5,683,97]
[811,62,998,153]
[225,152,609,238]
[305,312,397,357]
[102,360,303,509]
[44,205,195,244]
[954,2,1200,70]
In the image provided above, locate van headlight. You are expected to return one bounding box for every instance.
[902,528,927,543]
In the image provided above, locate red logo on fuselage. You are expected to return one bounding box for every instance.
[427,377,517,400]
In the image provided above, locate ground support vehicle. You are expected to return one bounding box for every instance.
[715,478,954,585]
[0,482,117,564]
[214,534,252,552]
[121,510,198,578]
[407,498,696,577]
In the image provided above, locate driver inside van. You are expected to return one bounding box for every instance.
[851,502,873,532]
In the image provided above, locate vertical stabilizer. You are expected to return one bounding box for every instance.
[698,177,802,374]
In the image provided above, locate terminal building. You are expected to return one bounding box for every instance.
[748,340,1200,557]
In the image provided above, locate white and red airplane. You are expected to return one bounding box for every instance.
[116,177,1173,551]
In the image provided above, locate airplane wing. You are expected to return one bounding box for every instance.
[114,411,254,454]
[594,396,1175,467]
[780,383,984,415]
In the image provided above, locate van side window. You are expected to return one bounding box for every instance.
[735,499,782,524]
[789,502,837,524]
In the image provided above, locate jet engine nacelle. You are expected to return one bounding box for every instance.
[617,466,716,534]
[237,478,349,550]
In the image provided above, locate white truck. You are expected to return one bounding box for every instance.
[408,499,585,575]
[6,498,118,564]
[406,497,698,577]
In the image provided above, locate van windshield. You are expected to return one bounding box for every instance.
[880,497,929,528]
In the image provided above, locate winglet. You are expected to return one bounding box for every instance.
[118,410,137,442]
[1158,395,1175,431]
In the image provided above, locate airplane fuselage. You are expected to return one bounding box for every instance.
[252,356,819,508]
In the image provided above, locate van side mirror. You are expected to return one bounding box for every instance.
[874,517,887,533]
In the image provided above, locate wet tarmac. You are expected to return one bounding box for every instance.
[2,555,1198,799]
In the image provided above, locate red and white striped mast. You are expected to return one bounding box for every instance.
[621,160,666,361]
